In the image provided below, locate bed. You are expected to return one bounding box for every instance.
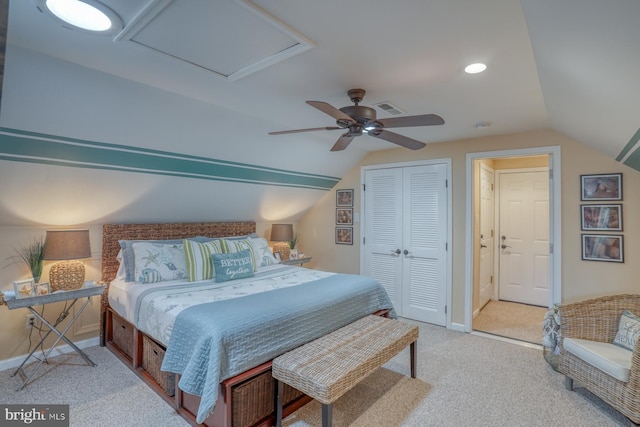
[99,221,394,427]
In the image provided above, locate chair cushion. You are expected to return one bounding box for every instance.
[564,337,632,382]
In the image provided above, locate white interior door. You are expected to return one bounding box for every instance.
[401,164,447,325]
[498,170,549,306]
[363,168,403,312]
[478,164,494,309]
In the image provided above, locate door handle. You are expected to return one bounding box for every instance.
[480,244,487,249]
[403,249,411,256]
[501,244,511,249]
[391,249,401,255]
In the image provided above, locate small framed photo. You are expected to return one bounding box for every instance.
[290,249,299,260]
[336,227,353,245]
[13,278,35,299]
[581,234,623,263]
[581,173,622,201]
[336,189,354,207]
[35,282,51,296]
[580,204,622,231]
[336,208,353,225]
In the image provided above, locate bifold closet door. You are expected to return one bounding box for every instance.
[363,164,447,325]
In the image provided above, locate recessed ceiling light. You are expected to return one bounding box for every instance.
[464,63,487,74]
[35,0,123,35]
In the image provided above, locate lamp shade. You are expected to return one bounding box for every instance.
[270,224,293,242]
[43,230,91,260]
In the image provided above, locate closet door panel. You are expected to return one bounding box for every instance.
[363,168,403,312]
[401,165,447,325]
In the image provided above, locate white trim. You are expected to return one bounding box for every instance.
[0,337,100,372]
[465,146,561,333]
[361,158,453,329]
[471,331,543,350]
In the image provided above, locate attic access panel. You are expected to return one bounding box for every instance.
[125,0,313,81]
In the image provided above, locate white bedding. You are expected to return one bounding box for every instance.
[108,264,336,346]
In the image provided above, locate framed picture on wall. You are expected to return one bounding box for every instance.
[580,173,622,201]
[336,208,353,225]
[336,189,354,207]
[581,234,624,263]
[580,204,622,231]
[335,227,353,245]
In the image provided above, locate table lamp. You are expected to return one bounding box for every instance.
[270,224,293,261]
[44,229,91,291]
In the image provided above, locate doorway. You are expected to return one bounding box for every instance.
[465,147,561,343]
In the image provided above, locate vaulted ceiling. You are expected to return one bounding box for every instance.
[0,0,638,226]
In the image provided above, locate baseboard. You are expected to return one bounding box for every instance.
[0,337,100,372]
[449,322,466,332]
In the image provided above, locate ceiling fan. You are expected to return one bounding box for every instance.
[269,89,444,151]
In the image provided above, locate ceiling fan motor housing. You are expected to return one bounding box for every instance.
[339,105,377,126]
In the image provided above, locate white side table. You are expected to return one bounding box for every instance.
[6,284,105,390]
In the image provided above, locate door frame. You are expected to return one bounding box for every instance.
[464,146,561,333]
[361,158,453,328]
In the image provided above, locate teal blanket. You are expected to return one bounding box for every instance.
[161,273,394,423]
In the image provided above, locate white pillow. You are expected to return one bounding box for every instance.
[249,237,280,267]
[613,310,640,351]
[132,242,187,283]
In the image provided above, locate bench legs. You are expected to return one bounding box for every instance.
[565,376,574,391]
[276,379,284,427]
[322,403,333,427]
[411,341,417,378]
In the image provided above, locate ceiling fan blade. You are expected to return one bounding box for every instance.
[375,114,445,128]
[368,129,426,150]
[330,134,355,151]
[306,101,355,123]
[269,126,341,135]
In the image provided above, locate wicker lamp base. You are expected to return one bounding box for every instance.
[49,260,85,291]
[273,242,291,261]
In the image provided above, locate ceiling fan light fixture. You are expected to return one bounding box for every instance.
[464,62,487,74]
[36,0,123,34]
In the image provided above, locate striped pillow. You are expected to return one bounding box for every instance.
[183,239,226,281]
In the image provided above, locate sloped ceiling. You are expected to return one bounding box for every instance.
[0,0,638,227]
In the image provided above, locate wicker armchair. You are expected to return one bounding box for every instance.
[558,294,640,424]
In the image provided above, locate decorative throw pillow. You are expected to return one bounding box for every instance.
[183,239,226,281]
[613,310,640,351]
[132,242,187,283]
[215,239,258,271]
[212,250,255,282]
[248,237,280,267]
[120,238,194,282]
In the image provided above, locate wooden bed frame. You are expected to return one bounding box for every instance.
[100,221,316,427]
[99,221,389,427]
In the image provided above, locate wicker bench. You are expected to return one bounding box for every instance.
[272,315,419,427]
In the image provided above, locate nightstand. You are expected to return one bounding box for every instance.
[6,284,105,390]
[281,257,312,266]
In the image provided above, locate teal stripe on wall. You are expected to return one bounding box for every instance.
[0,128,340,190]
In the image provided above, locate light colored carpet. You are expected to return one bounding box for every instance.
[0,347,188,427]
[473,300,547,344]
[0,322,633,427]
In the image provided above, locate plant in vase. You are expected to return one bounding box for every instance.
[7,236,45,283]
